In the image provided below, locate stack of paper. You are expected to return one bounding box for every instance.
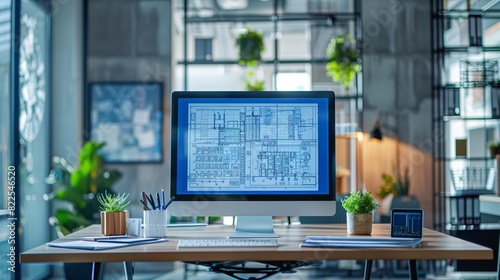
[300,236,421,248]
[47,236,165,250]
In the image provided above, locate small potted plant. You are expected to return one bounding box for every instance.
[487,141,500,157]
[235,26,264,66]
[98,191,131,236]
[341,191,379,235]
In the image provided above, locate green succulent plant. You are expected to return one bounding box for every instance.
[97,191,130,212]
[341,191,379,214]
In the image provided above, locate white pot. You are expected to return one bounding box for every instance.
[346,212,373,235]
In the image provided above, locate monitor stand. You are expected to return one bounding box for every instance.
[229,216,279,238]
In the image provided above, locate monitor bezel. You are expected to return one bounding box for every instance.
[170,90,336,203]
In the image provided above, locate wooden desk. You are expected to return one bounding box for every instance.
[21,224,492,280]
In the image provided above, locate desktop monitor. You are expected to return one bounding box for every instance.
[170,91,336,237]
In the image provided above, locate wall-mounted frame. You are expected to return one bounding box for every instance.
[89,82,163,163]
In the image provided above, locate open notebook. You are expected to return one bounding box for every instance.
[301,209,424,248]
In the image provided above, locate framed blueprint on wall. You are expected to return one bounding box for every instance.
[89,82,163,163]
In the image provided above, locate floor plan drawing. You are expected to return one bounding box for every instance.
[187,103,319,192]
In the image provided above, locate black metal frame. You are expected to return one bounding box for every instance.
[10,1,21,280]
[190,261,314,280]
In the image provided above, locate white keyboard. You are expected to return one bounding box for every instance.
[177,239,278,248]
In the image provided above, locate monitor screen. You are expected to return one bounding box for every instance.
[170,91,336,237]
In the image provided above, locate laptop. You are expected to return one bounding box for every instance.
[302,208,424,248]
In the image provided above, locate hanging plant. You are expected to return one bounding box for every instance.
[235,26,265,66]
[243,67,265,91]
[325,34,361,88]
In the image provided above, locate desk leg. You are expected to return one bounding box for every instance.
[363,260,372,280]
[124,262,134,280]
[91,262,102,280]
[408,259,418,280]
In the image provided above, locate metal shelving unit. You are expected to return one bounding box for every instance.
[432,0,500,232]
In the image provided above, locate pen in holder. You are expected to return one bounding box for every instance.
[143,209,168,238]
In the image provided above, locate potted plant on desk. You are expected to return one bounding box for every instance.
[98,191,130,235]
[341,191,379,235]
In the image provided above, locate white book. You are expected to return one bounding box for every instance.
[47,238,165,250]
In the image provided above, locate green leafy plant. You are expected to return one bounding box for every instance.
[235,26,265,66]
[243,67,265,91]
[341,191,379,214]
[46,141,123,236]
[97,191,130,212]
[377,166,410,199]
[325,34,361,88]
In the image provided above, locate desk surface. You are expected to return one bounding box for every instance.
[479,195,500,216]
[21,224,492,264]
[479,195,500,203]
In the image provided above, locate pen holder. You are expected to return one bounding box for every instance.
[143,210,168,238]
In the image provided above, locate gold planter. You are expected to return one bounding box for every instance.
[346,212,373,235]
[100,211,129,236]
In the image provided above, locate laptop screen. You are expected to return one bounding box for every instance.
[391,209,424,239]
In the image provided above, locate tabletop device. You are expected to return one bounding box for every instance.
[390,208,424,239]
[170,91,336,238]
[177,239,279,248]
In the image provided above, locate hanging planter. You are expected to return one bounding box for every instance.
[235,26,265,66]
[325,34,361,88]
[243,66,265,91]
